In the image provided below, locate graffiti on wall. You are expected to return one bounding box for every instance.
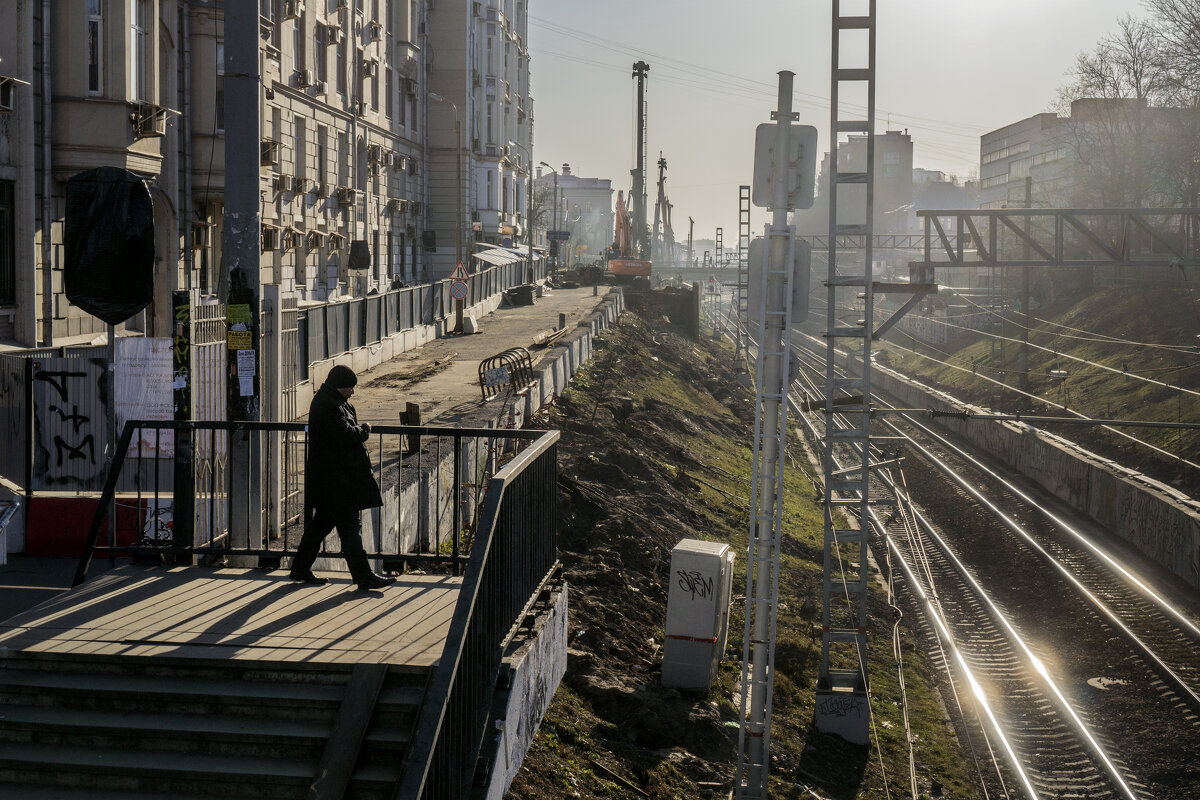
[32,358,109,490]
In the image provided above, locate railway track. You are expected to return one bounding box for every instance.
[783,334,1200,799]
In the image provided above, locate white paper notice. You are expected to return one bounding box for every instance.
[237,349,256,377]
[239,376,255,396]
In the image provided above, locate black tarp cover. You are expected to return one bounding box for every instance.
[64,166,155,325]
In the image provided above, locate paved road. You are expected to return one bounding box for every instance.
[345,285,613,426]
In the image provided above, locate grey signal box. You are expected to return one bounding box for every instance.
[751,122,817,210]
[746,234,811,328]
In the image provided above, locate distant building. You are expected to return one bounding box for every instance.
[978,112,1071,209]
[427,0,533,276]
[534,164,612,267]
[797,130,914,235]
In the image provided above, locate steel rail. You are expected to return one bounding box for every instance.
[780,345,1026,799]
[790,339,1149,800]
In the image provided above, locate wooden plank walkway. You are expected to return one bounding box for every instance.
[0,566,460,666]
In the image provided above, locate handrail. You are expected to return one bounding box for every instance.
[72,422,138,587]
[71,420,551,588]
[395,429,559,800]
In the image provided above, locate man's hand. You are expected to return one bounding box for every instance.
[361,422,372,435]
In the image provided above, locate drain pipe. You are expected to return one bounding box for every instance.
[39,0,53,346]
[181,2,194,291]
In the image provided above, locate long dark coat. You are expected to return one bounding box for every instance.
[305,384,384,512]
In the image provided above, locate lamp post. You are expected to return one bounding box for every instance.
[509,140,534,284]
[430,92,464,331]
[539,161,558,273]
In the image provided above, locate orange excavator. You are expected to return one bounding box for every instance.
[608,190,651,279]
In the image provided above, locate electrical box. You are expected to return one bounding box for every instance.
[662,539,735,690]
[746,232,811,331]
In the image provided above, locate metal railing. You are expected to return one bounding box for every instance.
[395,429,559,800]
[73,420,553,588]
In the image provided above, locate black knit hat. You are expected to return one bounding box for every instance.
[325,365,358,389]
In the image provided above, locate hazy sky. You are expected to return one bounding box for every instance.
[529,1,1149,238]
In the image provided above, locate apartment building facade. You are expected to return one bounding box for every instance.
[978,112,1072,210]
[0,0,457,350]
[426,0,533,278]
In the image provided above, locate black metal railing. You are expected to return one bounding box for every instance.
[72,419,553,587]
[395,430,559,800]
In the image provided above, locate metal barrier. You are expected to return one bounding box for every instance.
[478,346,534,401]
[395,429,559,800]
[72,419,554,587]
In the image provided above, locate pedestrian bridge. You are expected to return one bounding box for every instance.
[0,421,565,800]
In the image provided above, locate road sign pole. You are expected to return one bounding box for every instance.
[451,261,468,333]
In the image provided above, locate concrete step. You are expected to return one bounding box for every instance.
[0,654,430,797]
[0,704,330,762]
[0,666,347,721]
[0,742,398,799]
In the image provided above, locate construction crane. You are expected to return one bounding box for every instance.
[609,61,653,281]
[652,152,677,267]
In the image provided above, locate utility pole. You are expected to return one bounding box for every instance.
[224,0,262,552]
[631,61,650,260]
[736,70,803,799]
[687,216,694,272]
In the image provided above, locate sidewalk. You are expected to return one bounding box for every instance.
[0,286,622,621]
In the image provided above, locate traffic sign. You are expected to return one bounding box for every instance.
[546,230,571,242]
[450,280,468,300]
[450,261,469,280]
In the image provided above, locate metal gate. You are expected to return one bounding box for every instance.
[191,298,229,547]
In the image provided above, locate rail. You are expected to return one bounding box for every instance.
[72,420,552,587]
[395,428,559,800]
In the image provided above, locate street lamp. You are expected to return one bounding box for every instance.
[509,140,534,284]
[538,161,559,274]
[430,92,464,331]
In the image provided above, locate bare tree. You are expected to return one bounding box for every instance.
[1055,15,1167,208]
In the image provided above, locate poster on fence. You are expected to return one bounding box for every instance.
[117,337,175,458]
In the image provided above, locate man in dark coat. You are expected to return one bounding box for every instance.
[289,365,396,591]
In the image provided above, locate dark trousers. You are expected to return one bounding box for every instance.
[292,505,373,583]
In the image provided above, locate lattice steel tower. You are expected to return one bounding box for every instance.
[816,0,875,742]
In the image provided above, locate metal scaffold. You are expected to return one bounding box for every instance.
[815,0,876,742]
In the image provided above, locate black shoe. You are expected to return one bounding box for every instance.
[357,573,396,591]
[289,569,328,585]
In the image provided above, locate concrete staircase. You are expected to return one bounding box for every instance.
[0,650,430,799]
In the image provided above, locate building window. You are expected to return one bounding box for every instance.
[313,22,326,84]
[295,117,306,181]
[0,182,13,305]
[131,0,149,102]
[385,68,393,119]
[215,41,225,132]
[88,0,103,95]
[336,35,347,95]
[317,125,328,186]
[371,68,379,111]
[293,12,305,74]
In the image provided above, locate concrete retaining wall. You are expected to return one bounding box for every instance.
[482,582,569,800]
[852,352,1200,590]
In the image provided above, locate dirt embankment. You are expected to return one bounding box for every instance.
[507,311,980,800]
